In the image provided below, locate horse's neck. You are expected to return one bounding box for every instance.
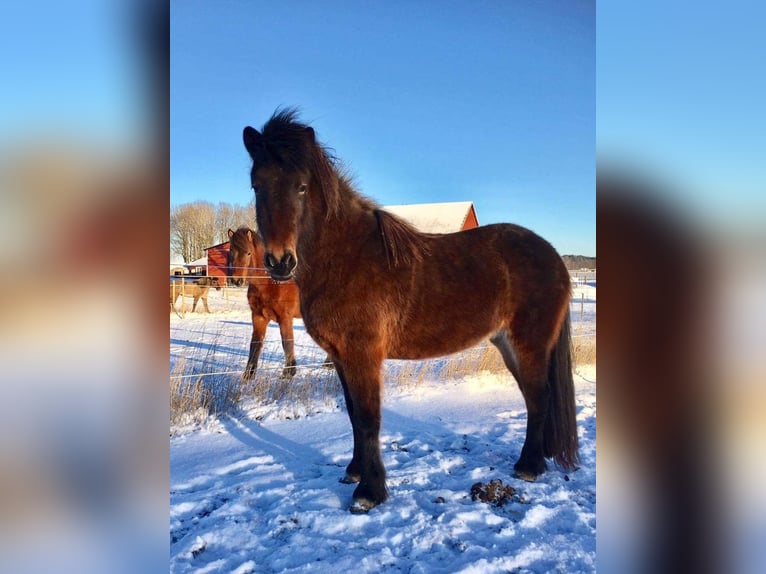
[310,184,374,253]
[296,189,378,293]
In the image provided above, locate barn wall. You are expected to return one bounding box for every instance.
[206,243,230,281]
[462,206,479,230]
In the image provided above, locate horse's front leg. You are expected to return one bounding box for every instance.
[334,363,361,484]
[244,315,268,380]
[277,317,297,378]
[336,355,388,513]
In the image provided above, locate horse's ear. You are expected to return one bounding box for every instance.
[304,126,315,142]
[227,228,234,239]
[243,126,261,156]
[246,230,253,242]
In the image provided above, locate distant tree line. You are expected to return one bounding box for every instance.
[171,201,255,263]
[561,255,596,270]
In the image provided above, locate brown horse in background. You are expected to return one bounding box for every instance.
[227,227,304,379]
[242,109,578,513]
[170,276,220,315]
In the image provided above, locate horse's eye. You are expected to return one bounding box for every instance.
[298,183,308,195]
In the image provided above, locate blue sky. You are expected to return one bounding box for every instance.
[597,1,765,224]
[171,0,596,256]
[0,1,144,143]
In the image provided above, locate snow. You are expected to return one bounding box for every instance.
[170,283,596,573]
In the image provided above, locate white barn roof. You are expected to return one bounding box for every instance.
[186,256,208,267]
[383,201,475,233]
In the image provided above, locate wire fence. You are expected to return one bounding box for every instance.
[170,273,596,315]
[170,272,595,380]
[170,281,595,425]
[170,324,595,383]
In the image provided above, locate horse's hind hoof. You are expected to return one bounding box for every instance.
[513,469,541,482]
[339,473,361,484]
[513,462,545,482]
[513,458,547,482]
[349,497,378,514]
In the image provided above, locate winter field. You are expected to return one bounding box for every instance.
[170,280,596,573]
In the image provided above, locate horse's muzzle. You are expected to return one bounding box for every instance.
[264,250,297,280]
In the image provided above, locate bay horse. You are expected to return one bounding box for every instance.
[227,226,303,379]
[170,276,220,314]
[242,109,579,513]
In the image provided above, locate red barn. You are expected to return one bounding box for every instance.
[204,241,230,284]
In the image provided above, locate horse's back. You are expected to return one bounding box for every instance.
[420,223,569,300]
[387,223,570,359]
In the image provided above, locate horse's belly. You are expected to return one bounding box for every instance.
[388,323,496,360]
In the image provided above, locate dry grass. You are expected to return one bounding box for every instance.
[387,345,508,390]
[572,336,596,367]
[387,337,596,391]
[240,363,341,412]
[170,329,596,428]
[170,334,244,429]
[170,335,341,428]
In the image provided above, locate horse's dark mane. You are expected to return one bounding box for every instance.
[232,225,261,248]
[373,208,430,268]
[258,108,341,218]
[258,110,429,267]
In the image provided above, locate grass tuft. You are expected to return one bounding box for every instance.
[171,318,596,429]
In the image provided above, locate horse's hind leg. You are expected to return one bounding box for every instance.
[244,315,268,379]
[491,329,548,479]
[511,345,551,481]
[277,317,297,378]
[495,318,559,481]
[490,329,522,382]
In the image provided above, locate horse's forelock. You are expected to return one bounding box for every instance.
[259,109,341,219]
[229,227,257,254]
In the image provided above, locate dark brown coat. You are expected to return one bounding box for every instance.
[242,109,578,512]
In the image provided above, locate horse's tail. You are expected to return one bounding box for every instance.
[543,312,580,470]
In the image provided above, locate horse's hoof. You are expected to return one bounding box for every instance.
[514,457,547,482]
[513,461,545,482]
[513,469,541,482]
[349,497,378,514]
[339,473,361,484]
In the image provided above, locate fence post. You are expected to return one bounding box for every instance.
[580,292,584,320]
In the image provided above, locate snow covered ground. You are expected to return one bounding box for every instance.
[170,282,596,573]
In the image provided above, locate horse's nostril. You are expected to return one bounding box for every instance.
[265,253,278,268]
[282,252,296,270]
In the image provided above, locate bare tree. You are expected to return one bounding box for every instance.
[170,201,215,262]
[171,200,256,262]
